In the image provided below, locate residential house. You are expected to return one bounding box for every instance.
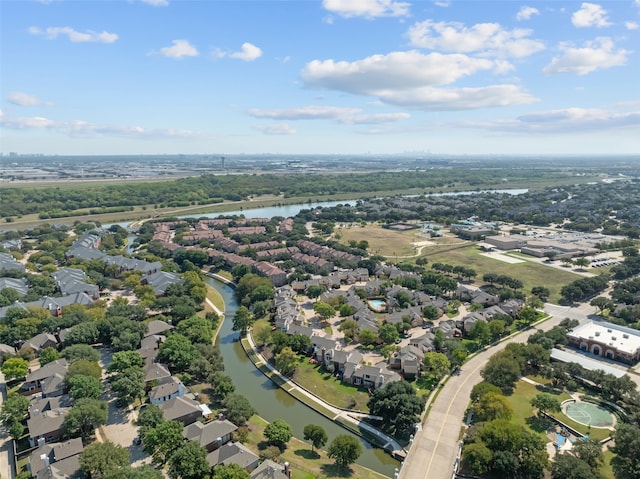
[0,277,29,296]
[158,396,203,425]
[23,359,69,394]
[389,345,423,379]
[183,419,238,452]
[149,376,187,405]
[310,337,342,367]
[27,395,73,447]
[344,364,401,390]
[145,319,174,337]
[142,271,183,296]
[207,442,259,471]
[21,333,58,356]
[0,252,25,272]
[28,438,84,479]
[250,460,291,479]
[51,268,99,299]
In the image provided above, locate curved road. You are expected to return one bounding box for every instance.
[398,302,597,479]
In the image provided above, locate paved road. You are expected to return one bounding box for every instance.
[398,302,597,479]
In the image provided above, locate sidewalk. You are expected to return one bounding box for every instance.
[243,331,406,458]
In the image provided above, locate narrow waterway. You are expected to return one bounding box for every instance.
[207,278,400,477]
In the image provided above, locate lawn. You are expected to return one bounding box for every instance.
[505,380,571,440]
[293,359,371,412]
[505,380,611,442]
[336,224,420,258]
[424,245,583,303]
[245,415,389,479]
[204,284,225,313]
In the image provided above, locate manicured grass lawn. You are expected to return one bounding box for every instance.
[601,449,615,479]
[246,415,389,479]
[204,284,225,313]
[294,359,371,412]
[505,381,571,440]
[337,224,420,257]
[424,246,583,303]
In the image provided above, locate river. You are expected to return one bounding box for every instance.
[206,277,401,477]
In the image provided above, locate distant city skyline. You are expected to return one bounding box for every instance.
[1,0,639,156]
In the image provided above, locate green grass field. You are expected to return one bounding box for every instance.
[424,245,583,303]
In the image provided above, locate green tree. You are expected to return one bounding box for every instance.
[481,352,522,391]
[104,466,163,479]
[1,357,29,381]
[358,328,377,346]
[39,347,60,365]
[572,438,604,471]
[63,398,108,440]
[107,350,144,373]
[0,393,29,439]
[61,344,100,363]
[303,424,327,452]
[80,441,130,479]
[327,435,362,467]
[68,374,103,400]
[167,442,209,479]
[143,420,184,465]
[422,305,440,320]
[264,419,293,449]
[157,334,198,371]
[470,382,502,402]
[305,285,326,301]
[176,315,214,344]
[551,454,600,479]
[610,422,640,479]
[474,392,513,422]
[231,306,254,334]
[530,393,561,417]
[211,464,250,479]
[110,367,145,405]
[338,319,357,342]
[422,352,451,380]
[378,323,399,345]
[223,394,255,426]
[313,301,335,321]
[462,442,492,476]
[367,381,424,439]
[65,359,102,386]
[274,347,298,377]
[136,404,165,438]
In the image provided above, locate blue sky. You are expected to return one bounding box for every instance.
[1,0,639,156]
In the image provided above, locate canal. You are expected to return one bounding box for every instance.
[206,277,401,477]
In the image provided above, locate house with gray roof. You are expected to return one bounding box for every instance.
[250,459,290,479]
[51,268,99,299]
[24,359,69,394]
[142,271,183,296]
[0,343,16,357]
[28,438,84,479]
[207,442,259,471]
[149,376,186,405]
[311,336,342,367]
[65,245,106,261]
[27,395,73,447]
[145,319,174,337]
[344,364,401,390]
[21,332,58,356]
[158,396,203,425]
[0,277,29,296]
[183,419,238,452]
[0,252,25,272]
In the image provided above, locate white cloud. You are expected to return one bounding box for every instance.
[0,113,200,139]
[229,43,263,61]
[461,106,640,133]
[373,84,536,110]
[434,1,450,7]
[407,20,545,58]
[8,92,43,106]
[571,3,612,28]
[160,39,199,59]
[300,50,537,110]
[302,50,495,92]
[213,43,263,61]
[247,105,410,124]
[543,37,629,75]
[516,6,539,21]
[254,124,297,135]
[625,21,639,30]
[322,0,410,19]
[28,26,118,43]
[140,0,169,6]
